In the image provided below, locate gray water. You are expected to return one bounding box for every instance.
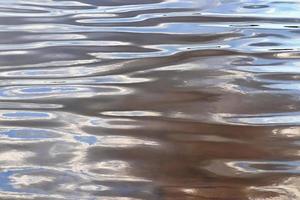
[0,0,300,199]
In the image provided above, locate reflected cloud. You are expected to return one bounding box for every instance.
[0,40,130,51]
[90,43,227,59]
[215,112,300,126]
[205,159,300,178]
[248,177,300,200]
[0,102,62,109]
[273,127,300,138]
[101,110,161,117]
[97,135,159,148]
[0,167,88,197]
[0,151,34,166]
[10,175,54,189]
[96,160,130,171]
[88,118,140,129]
[0,85,131,100]
[227,160,300,174]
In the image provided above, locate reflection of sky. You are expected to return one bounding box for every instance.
[265,83,300,91]
[220,112,300,126]
[21,86,76,94]
[1,111,51,120]
[0,128,58,140]
[74,135,159,148]
[202,0,300,18]
[0,85,131,100]
[227,160,300,174]
[0,171,15,192]
[0,168,84,196]
[101,110,161,117]
[74,135,97,145]
[0,0,299,199]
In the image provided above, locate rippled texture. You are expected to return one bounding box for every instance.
[0,0,300,199]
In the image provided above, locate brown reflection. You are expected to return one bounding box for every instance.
[0,0,299,199]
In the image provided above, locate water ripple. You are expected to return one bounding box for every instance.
[0,0,299,199]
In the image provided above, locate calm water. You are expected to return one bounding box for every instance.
[0,0,300,199]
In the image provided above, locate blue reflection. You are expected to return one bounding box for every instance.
[0,171,14,192]
[229,160,300,174]
[224,112,300,126]
[0,169,42,194]
[21,86,77,94]
[2,111,50,119]
[0,128,58,140]
[74,135,97,145]
[0,168,82,195]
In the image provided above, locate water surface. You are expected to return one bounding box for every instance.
[0,0,300,199]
